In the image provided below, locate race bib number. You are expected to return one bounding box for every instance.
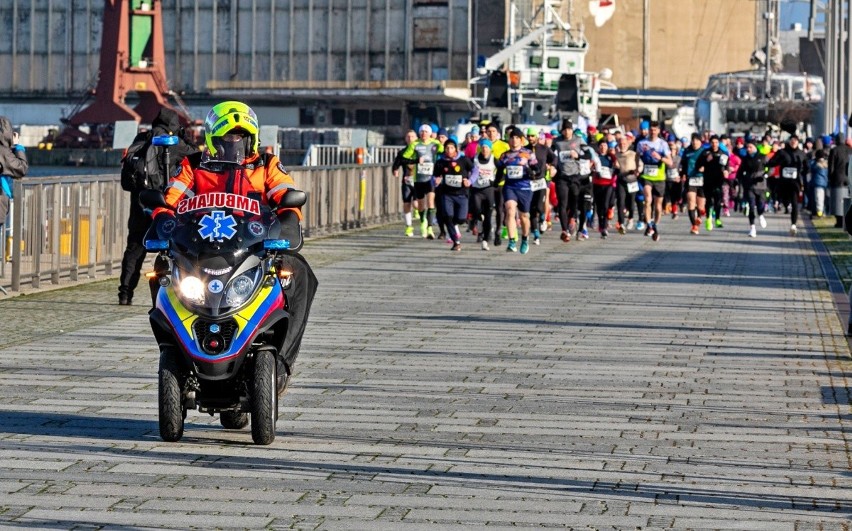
[644,164,659,177]
[579,160,592,174]
[403,175,413,186]
[597,167,613,180]
[559,151,574,163]
[506,166,524,179]
[444,175,462,187]
[474,175,494,188]
[719,154,729,166]
[688,176,704,187]
[667,168,680,181]
[417,162,434,175]
[782,167,798,179]
[530,178,547,191]
[627,182,640,193]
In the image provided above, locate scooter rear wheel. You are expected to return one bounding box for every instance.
[251,350,278,445]
[220,410,249,429]
[158,350,185,442]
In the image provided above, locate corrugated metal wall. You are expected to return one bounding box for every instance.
[0,0,473,96]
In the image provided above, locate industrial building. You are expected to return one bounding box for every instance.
[0,1,769,143]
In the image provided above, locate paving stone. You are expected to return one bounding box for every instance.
[0,215,849,527]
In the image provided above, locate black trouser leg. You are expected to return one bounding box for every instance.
[616,183,627,225]
[530,189,545,233]
[119,202,151,302]
[492,187,504,242]
[594,185,612,230]
[556,179,571,232]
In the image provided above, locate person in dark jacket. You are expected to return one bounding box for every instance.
[118,108,198,305]
[766,135,808,236]
[828,133,851,227]
[736,140,768,238]
[0,116,29,262]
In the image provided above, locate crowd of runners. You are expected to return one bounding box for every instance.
[391,118,851,253]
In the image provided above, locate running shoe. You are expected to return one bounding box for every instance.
[578,229,589,240]
[506,240,517,252]
[413,209,420,221]
[532,229,541,245]
[607,208,614,220]
[481,240,490,251]
[636,221,646,231]
[420,219,428,238]
[626,218,635,230]
[690,223,700,235]
[601,229,608,239]
[759,214,767,228]
[715,218,723,228]
[451,242,461,252]
[501,226,509,239]
[438,231,447,241]
[617,223,626,235]
[426,226,435,240]
[405,226,414,237]
[705,217,713,232]
[790,224,798,236]
[495,236,502,246]
[560,231,570,242]
[644,224,653,237]
[519,239,530,254]
[748,225,757,238]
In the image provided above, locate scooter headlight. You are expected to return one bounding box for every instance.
[177,275,206,305]
[224,267,261,308]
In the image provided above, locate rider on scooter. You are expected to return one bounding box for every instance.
[152,100,317,379]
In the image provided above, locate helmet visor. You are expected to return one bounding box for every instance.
[209,132,251,164]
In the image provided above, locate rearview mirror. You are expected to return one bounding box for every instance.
[279,190,307,209]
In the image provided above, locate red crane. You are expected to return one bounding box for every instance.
[57,0,191,147]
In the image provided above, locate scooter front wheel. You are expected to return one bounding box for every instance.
[158,350,185,442]
[251,350,278,445]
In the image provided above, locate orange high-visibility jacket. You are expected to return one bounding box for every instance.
[155,153,299,218]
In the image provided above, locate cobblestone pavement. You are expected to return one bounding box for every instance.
[0,212,849,529]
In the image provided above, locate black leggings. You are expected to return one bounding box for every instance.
[470,188,494,240]
[744,187,766,224]
[530,188,547,233]
[705,185,723,220]
[555,178,592,232]
[492,187,504,240]
[593,185,612,231]
[779,182,800,225]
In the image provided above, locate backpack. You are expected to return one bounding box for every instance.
[121,136,166,192]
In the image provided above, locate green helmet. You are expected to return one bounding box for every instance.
[203,101,259,164]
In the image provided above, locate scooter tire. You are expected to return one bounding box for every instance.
[220,410,249,429]
[158,350,185,442]
[251,350,278,445]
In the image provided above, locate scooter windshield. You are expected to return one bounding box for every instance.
[167,195,280,261]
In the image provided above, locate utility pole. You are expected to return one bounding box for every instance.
[764,0,774,99]
[825,0,835,132]
[847,0,852,133]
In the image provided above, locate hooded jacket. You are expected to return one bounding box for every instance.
[828,134,851,188]
[0,116,29,194]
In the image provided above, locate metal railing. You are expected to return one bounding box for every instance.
[1,164,399,293]
[303,145,402,166]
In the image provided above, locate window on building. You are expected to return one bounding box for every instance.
[355,109,370,126]
[299,107,315,126]
[547,57,560,69]
[529,56,543,68]
[331,108,346,126]
[371,110,386,126]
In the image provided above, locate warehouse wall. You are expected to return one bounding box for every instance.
[0,0,473,96]
[573,0,758,91]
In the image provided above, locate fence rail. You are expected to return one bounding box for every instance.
[0,164,398,293]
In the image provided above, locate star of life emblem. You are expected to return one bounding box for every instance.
[198,211,238,242]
